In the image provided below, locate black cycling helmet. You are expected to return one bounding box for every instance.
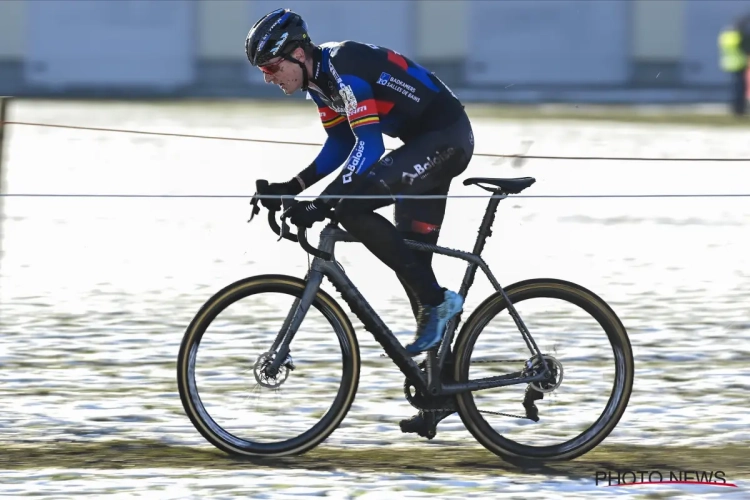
[245,9,313,90]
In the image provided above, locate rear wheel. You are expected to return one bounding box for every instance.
[177,274,360,457]
[453,278,633,463]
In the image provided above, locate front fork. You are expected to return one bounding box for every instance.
[265,270,324,377]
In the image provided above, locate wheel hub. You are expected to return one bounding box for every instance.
[253,351,294,389]
[527,354,564,393]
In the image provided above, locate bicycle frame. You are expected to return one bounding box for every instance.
[260,194,549,399]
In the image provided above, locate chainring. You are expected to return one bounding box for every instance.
[403,360,458,412]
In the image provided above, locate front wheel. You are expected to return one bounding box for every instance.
[177,274,360,457]
[453,278,633,463]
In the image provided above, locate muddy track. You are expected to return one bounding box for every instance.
[2,440,748,481]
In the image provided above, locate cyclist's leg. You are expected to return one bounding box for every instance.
[335,111,473,354]
[335,113,473,310]
[334,169,447,309]
[394,182,449,320]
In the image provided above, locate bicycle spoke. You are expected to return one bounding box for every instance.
[453,279,633,461]
[178,276,360,456]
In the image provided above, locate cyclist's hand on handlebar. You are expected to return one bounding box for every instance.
[282,198,331,228]
[255,179,301,212]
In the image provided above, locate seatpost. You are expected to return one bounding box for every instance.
[471,192,505,256]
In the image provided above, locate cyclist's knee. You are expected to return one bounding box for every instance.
[334,185,390,223]
[334,198,375,225]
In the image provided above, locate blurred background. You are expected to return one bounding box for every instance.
[0,0,749,107]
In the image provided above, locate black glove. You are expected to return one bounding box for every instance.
[283,199,331,228]
[256,178,302,212]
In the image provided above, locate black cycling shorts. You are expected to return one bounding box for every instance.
[334,109,474,238]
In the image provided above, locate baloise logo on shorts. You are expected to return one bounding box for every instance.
[343,140,367,184]
[377,72,420,103]
[401,148,456,185]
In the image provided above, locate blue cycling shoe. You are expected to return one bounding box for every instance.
[405,290,464,356]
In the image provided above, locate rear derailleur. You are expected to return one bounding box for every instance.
[522,354,564,422]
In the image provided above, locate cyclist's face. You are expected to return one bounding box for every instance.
[259,51,303,95]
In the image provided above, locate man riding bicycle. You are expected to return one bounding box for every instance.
[246,8,474,437]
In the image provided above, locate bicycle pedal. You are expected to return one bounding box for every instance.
[399,418,437,440]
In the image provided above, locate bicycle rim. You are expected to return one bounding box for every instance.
[176,274,360,457]
[454,278,634,462]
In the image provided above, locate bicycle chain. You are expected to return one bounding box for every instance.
[405,358,537,420]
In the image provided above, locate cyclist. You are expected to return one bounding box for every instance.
[246,9,473,437]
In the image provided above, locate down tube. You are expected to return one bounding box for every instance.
[321,261,428,392]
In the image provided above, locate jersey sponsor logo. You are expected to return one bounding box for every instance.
[328,58,359,115]
[376,72,416,93]
[349,98,380,128]
[327,101,347,115]
[411,220,440,235]
[319,106,346,129]
[318,107,346,128]
[314,60,321,80]
[319,107,337,121]
[401,171,418,185]
[329,59,341,82]
[347,99,377,121]
[343,140,367,184]
[376,72,420,103]
[340,84,358,115]
[402,148,456,184]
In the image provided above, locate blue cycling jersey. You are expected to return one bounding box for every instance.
[297,41,464,199]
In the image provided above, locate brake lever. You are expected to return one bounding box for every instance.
[278,215,288,242]
[248,192,260,223]
[279,198,297,242]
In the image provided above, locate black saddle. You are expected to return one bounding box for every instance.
[463,177,536,194]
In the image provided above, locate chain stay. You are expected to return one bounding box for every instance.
[405,358,537,420]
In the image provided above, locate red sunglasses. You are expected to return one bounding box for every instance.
[259,60,284,75]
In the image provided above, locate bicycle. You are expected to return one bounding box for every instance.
[176,176,634,463]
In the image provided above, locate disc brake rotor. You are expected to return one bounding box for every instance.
[528,354,564,393]
[253,351,292,389]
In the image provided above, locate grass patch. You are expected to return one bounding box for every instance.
[2,439,748,482]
